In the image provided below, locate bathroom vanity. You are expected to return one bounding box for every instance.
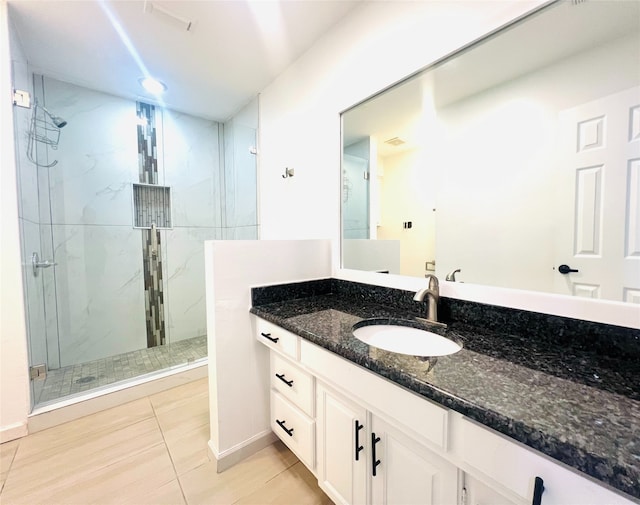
[251,278,640,505]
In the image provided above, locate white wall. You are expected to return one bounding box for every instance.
[258,0,548,248]
[1,0,30,442]
[205,239,331,468]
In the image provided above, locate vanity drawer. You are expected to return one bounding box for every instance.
[271,353,314,416]
[256,318,299,359]
[271,390,315,469]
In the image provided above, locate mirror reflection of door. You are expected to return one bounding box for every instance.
[555,86,640,302]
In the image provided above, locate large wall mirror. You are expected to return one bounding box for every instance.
[341,0,640,305]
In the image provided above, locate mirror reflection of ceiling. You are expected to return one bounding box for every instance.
[344,0,640,157]
[8,0,362,121]
[341,0,640,304]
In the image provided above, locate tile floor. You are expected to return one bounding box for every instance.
[1,378,331,505]
[36,335,208,405]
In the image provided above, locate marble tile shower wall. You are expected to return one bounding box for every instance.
[17,76,255,369]
[162,109,224,342]
[42,77,148,367]
[222,117,258,239]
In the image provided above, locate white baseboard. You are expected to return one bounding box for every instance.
[28,361,207,434]
[0,421,28,443]
[208,429,277,473]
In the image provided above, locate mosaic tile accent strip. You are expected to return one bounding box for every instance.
[143,228,165,348]
[136,102,158,184]
[35,335,207,405]
[133,183,172,228]
[137,101,166,348]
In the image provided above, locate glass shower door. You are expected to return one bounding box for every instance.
[13,73,61,410]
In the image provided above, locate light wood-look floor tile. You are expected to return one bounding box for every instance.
[0,378,330,505]
[15,398,155,462]
[152,378,209,476]
[0,439,19,492]
[235,461,333,505]
[120,478,186,505]
[163,419,210,477]
[150,378,208,415]
[178,441,298,505]
[2,417,167,504]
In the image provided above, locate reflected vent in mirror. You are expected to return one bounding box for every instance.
[133,183,172,228]
[384,137,406,146]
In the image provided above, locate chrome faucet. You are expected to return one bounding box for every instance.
[413,274,439,323]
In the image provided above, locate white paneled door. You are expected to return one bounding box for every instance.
[555,86,640,302]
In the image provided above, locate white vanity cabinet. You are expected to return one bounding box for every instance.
[369,414,458,505]
[254,315,638,505]
[259,319,315,469]
[270,389,314,469]
[256,318,299,359]
[315,381,458,505]
[316,382,368,505]
[461,474,520,505]
[458,417,637,505]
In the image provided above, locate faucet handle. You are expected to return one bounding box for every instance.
[445,269,461,282]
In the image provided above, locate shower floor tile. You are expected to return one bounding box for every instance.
[35,335,207,406]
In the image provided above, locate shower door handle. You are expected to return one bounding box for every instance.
[32,252,58,276]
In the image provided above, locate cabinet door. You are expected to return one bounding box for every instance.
[460,418,637,505]
[316,382,368,505]
[463,474,519,505]
[370,415,458,505]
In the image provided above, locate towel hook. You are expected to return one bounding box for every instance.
[282,167,294,178]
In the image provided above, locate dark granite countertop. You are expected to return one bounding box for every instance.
[250,281,640,501]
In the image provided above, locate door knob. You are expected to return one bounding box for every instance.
[558,264,579,275]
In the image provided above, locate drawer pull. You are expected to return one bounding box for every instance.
[355,420,364,461]
[261,332,279,343]
[372,433,381,476]
[275,373,294,387]
[532,476,544,505]
[276,419,294,437]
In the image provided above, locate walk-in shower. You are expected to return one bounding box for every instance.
[12,73,258,410]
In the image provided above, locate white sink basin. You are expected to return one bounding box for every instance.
[352,323,461,357]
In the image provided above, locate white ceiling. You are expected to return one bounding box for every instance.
[8,0,362,121]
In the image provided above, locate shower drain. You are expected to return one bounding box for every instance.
[75,376,96,384]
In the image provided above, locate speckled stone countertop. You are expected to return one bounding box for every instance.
[250,279,640,500]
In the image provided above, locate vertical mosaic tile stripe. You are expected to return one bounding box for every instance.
[136,102,158,185]
[137,101,166,348]
[142,228,165,347]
